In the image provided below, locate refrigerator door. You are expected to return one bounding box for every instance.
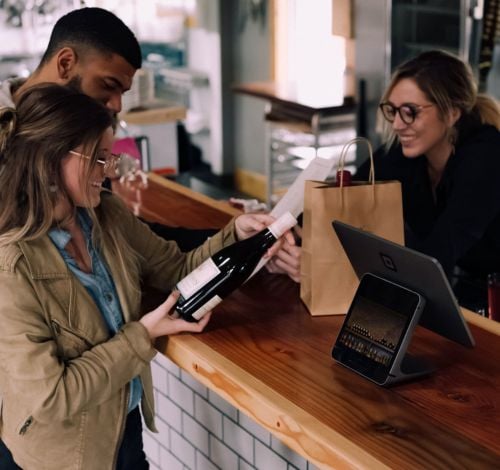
[391,0,474,70]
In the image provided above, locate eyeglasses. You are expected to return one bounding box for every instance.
[69,150,122,177]
[379,102,434,125]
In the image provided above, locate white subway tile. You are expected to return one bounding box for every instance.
[159,447,184,470]
[153,416,170,449]
[194,394,223,438]
[169,375,195,414]
[151,367,311,470]
[154,354,181,378]
[255,440,287,470]
[208,390,238,421]
[142,431,160,465]
[196,450,219,470]
[170,429,196,469]
[182,412,209,455]
[210,435,238,470]
[239,459,256,470]
[156,393,182,433]
[223,416,254,464]
[181,369,209,398]
[151,359,168,395]
[238,411,271,445]
[271,436,307,470]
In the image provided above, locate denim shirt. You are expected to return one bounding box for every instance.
[48,209,142,413]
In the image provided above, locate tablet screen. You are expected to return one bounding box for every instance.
[332,273,422,384]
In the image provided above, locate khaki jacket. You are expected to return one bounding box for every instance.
[0,194,236,469]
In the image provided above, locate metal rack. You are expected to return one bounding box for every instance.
[264,99,357,205]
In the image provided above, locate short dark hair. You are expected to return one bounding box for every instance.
[39,7,142,69]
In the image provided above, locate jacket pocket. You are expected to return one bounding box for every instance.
[13,413,86,469]
[51,320,92,360]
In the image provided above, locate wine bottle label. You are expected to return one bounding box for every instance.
[177,258,221,299]
[191,295,223,320]
[267,211,297,239]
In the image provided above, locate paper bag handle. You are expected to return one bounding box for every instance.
[337,137,375,188]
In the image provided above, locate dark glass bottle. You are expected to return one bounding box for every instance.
[335,170,352,186]
[175,212,297,322]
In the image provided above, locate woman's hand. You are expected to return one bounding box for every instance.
[234,213,295,259]
[139,291,212,340]
[234,213,274,241]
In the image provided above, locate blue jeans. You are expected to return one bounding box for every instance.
[116,406,149,470]
[0,407,148,470]
[0,438,21,470]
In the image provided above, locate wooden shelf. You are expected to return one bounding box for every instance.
[120,103,186,126]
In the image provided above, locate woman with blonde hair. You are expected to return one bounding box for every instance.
[0,84,287,469]
[356,50,500,311]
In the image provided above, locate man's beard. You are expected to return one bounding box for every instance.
[66,75,118,128]
[66,75,83,92]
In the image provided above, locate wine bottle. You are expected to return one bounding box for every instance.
[175,211,297,322]
[335,169,352,186]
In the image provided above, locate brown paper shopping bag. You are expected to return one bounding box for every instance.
[300,137,404,316]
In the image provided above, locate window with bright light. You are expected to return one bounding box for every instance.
[274,0,347,106]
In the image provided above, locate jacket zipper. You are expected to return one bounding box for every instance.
[19,416,33,435]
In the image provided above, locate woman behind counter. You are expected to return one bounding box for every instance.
[356,50,500,312]
[0,84,287,469]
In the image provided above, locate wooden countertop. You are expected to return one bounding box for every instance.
[115,175,500,469]
[112,173,240,226]
[119,102,186,126]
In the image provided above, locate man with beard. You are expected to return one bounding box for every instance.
[0,6,301,276]
[0,6,300,468]
[0,6,217,252]
[0,7,217,469]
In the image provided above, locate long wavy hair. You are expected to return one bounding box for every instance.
[0,83,141,289]
[381,50,500,148]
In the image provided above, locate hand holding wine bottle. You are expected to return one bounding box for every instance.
[175,212,298,322]
[139,212,296,337]
[265,224,302,282]
[233,212,295,247]
[266,170,352,282]
[139,291,212,340]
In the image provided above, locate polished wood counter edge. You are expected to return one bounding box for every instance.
[146,173,242,217]
[161,335,390,470]
[462,307,500,336]
[159,310,500,470]
[119,104,186,125]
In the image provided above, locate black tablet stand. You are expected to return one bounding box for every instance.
[383,341,435,385]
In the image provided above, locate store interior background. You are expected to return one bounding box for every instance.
[1,2,500,469]
[1,0,498,204]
